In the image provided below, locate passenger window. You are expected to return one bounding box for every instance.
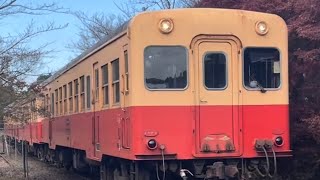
[59,87,62,115]
[204,53,227,89]
[86,76,91,109]
[144,46,187,89]
[94,69,99,101]
[112,59,120,103]
[124,50,129,91]
[101,64,109,105]
[54,90,58,116]
[74,79,79,112]
[45,94,49,112]
[80,76,85,111]
[244,48,280,89]
[63,85,67,114]
[63,85,67,99]
[51,93,54,116]
[68,82,73,113]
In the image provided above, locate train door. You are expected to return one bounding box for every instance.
[121,45,130,149]
[92,62,101,158]
[193,37,242,157]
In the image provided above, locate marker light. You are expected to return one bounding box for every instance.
[147,139,157,150]
[159,19,174,34]
[255,21,269,35]
[274,136,284,146]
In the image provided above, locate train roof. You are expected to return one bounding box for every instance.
[41,21,129,86]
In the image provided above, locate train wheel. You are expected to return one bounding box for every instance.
[37,146,43,160]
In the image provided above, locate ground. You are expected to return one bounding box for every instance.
[0,142,89,180]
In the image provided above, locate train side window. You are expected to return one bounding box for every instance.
[63,85,67,114]
[51,93,54,116]
[45,94,49,113]
[244,48,280,89]
[204,53,227,89]
[94,69,99,101]
[68,82,73,113]
[144,46,188,89]
[80,76,85,111]
[43,95,46,112]
[54,89,58,116]
[112,59,120,103]
[101,64,109,105]
[124,50,129,91]
[74,79,79,112]
[86,76,91,109]
[50,93,55,116]
[59,87,62,115]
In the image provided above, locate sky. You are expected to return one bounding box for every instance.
[2,0,126,82]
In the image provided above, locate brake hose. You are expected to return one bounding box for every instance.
[268,147,277,178]
[254,146,270,177]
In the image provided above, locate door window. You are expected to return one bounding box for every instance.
[204,53,227,89]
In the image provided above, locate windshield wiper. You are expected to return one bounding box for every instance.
[250,79,267,93]
[256,82,267,93]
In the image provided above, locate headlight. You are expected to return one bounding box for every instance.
[159,18,174,34]
[255,21,269,35]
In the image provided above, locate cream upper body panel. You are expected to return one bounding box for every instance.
[129,8,288,106]
[43,34,130,116]
[42,8,289,111]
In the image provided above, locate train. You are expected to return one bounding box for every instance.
[3,8,290,180]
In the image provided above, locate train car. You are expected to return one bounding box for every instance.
[5,8,290,180]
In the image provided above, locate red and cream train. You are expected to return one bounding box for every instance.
[4,8,290,179]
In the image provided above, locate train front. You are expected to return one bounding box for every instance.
[129,8,290,179]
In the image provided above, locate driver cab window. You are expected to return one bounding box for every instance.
[144,46,187,90]
[244,48,280,89]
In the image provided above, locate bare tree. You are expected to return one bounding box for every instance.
[115,0,201,18]
[69,12,125,53]
[70,0,198,52]
[115,0,181,18]
[179,0,201,7]
[0,0,67,124]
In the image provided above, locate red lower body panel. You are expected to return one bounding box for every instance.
[5,105,290,161]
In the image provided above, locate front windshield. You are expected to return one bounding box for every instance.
[244,48,280,89]
[144,46,188,90]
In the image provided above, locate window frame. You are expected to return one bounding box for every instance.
[74,79,79,112]
[101,64,109,106]
[49,94,53,115]
[63,85,67,114]
[242,46,282,91]
[80,76,85,111]
[94,68,99,102]
[111,59,120,104]
[86,75,91,109]
[202,51,228,91]
[54,89,58,116]
[143,45,189,91]
[45,94,49,112]
[68,81,73,113]
[124,50,129,92]
[59,87,63,115]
